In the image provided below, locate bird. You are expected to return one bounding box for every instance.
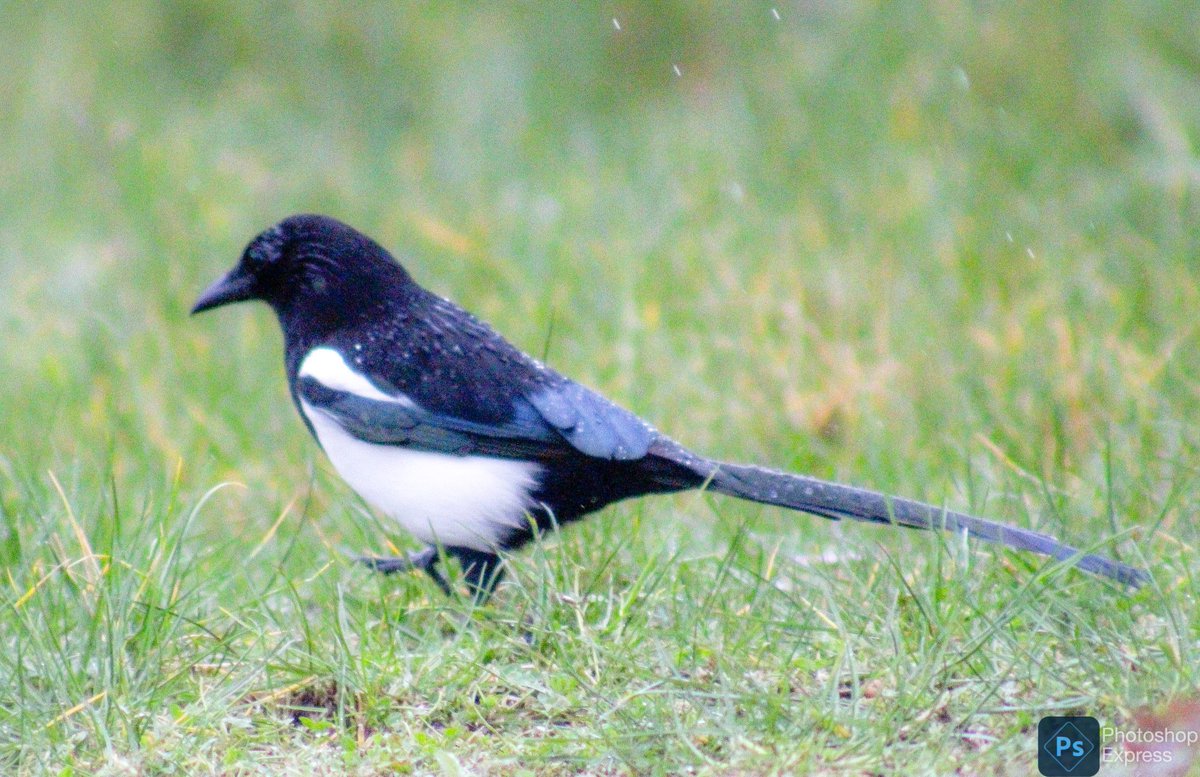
[191,214,1148,599]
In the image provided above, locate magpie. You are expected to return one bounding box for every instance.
[191,214,1148,598]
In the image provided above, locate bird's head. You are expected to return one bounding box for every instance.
[191,214,412,333]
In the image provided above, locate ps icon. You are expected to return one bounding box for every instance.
[1038,716,1100,776]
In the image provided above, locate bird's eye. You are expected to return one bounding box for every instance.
[297,256,330,293]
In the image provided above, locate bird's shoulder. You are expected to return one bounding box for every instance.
[340,293,556,424]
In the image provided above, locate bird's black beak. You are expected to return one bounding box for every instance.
[191,268,256,314]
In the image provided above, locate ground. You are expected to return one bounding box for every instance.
[1,2,1198,774]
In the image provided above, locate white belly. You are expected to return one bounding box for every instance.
[301,400,542,551]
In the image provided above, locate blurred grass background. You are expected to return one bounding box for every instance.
[1,1,1198,774]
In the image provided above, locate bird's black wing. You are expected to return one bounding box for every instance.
[298,369,661,464]
[297,376,571,460]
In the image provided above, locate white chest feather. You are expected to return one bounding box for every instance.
[298,347,542,551]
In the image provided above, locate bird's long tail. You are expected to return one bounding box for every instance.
[703,460,1148,587]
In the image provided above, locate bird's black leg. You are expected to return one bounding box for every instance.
[447,547,506,604]
[355,546,453,597]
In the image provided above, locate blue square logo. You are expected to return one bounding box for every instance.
[1038,716,1100,776]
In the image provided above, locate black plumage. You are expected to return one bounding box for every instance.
[192,214,1148,597]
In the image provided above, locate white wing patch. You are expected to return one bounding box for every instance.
[299,347,402,404]
[297,346,541,551]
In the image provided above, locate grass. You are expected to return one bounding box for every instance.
[1,1,1198,773]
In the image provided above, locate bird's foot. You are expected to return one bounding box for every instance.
[352,546,505,603]
[354,547,453,596]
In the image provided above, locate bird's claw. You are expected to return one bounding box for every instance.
[352,547,453,596]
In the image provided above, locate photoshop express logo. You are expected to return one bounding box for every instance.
[1038,716,1100,776]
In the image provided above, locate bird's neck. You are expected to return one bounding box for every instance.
[276,284,421,385]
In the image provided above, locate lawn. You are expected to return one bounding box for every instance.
[1,2,1198,774]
